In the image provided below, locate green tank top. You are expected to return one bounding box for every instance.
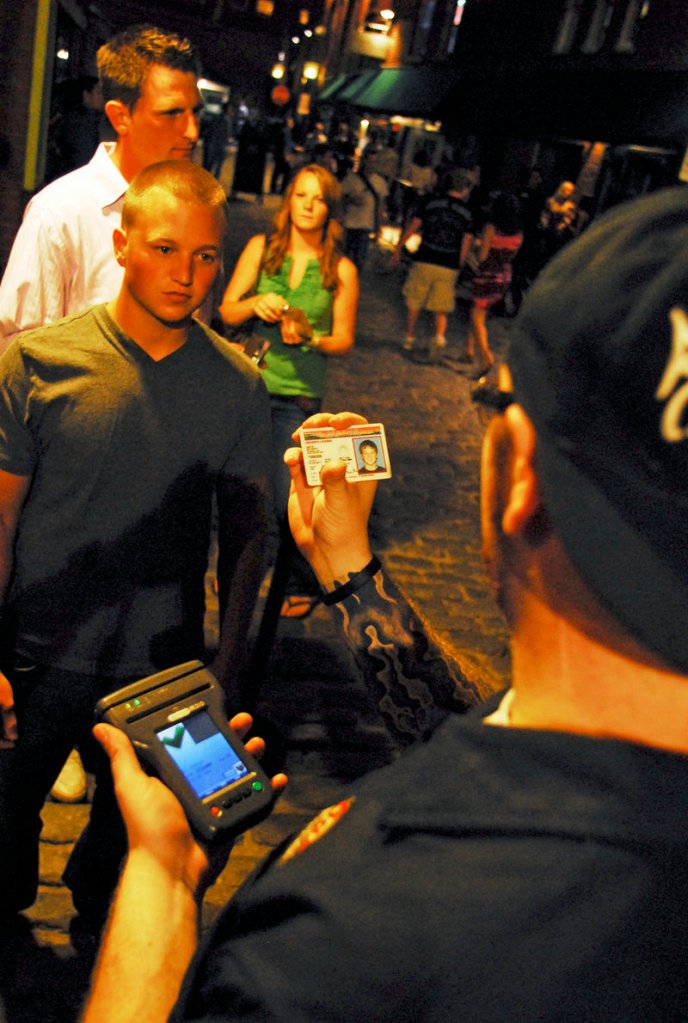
[257,256,334,398]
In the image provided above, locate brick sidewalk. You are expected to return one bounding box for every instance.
[2,197,511,1022]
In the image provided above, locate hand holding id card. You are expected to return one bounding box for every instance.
[299,422,392,486]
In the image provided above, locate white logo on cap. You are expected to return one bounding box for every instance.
[655,307,688,442]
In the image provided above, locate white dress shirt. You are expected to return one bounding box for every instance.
[0,143,127,349]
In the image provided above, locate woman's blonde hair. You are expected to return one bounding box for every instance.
[262,164,343,291]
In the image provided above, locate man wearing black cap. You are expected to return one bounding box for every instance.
[84,187,688,1021]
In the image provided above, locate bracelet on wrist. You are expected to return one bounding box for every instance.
[322,556,381,606]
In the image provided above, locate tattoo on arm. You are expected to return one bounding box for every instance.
[331,567,481,749]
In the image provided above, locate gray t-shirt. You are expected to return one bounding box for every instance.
[0,304,271,676]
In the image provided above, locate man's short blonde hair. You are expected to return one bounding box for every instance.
[121,161,227,233]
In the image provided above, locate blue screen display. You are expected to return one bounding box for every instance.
[156,710,250,799]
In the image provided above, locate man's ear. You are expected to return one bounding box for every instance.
[113,227,127,267]
[501,403,542,536]
[105,99,131,138]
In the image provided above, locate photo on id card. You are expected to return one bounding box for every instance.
[299,423,392,486]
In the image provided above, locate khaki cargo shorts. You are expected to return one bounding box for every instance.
[402,261,458,314]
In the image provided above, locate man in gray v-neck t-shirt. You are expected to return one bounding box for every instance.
[0,160,272,928]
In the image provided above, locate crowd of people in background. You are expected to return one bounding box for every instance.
[42,67,594,319]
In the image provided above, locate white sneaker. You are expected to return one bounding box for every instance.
[50,749,87,803]
[402,335,415,351]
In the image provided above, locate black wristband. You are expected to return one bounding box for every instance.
[321,556,382,606]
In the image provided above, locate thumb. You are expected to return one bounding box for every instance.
[93,722,141,783]
[319,460,348,490]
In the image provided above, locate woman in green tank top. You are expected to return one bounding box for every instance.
[220,164,359,616]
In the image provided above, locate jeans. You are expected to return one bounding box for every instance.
[269,394,322,596]
[0,657,132,923]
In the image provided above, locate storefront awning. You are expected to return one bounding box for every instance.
[317,74,350,103]
[349,66,461,117]
[334,70,380,105]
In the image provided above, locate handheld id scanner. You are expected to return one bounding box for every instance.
[95,660,275,842]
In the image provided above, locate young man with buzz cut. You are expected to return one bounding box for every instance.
[0,22,203,803]
[0,161,271,934]
[84,185,688,1022]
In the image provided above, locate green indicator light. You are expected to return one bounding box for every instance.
[133,699,141,707]
[252,781,264,792]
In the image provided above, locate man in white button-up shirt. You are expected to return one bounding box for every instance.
[0,24,203,349]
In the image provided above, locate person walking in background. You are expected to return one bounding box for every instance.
[391,167,474,360]
[340,149,388,273]
[229,111,268,201]
[537,180,578,266]
[330,121,356,181]
[462,192,523,377]
[374,132,399,185]
[46,75,104,180]
[399,146,435,228]
[267,114,294,196]
[200,99,230,180]
[374,131,401,222]
[220,164,358,618]
[310,142,339,179]
[510,166,547,310]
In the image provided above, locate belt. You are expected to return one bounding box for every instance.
[273,394,321,414]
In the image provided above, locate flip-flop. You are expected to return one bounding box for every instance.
[280,595,321,619]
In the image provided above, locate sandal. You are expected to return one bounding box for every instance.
[471,361,495,381]
[280,594,321,619]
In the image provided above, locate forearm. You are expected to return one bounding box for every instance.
[219,294,260,328]
[82,850,199,1023]
[395,218,421,252]
[215,490,269,708]
[329,563,482,749]
[307,332,354,357]
[0,480,29,603]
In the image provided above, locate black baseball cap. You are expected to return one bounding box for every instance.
[509,185,688,672]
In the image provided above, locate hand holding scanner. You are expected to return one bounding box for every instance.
[95,661,275,842]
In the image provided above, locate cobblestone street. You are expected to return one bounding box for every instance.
[2,193,512,1022]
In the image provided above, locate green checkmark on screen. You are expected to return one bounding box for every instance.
[161,724,185,749]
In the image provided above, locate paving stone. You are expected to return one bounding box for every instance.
[40,803,90,843]
[25,886,74,932]
[39,840,73,885]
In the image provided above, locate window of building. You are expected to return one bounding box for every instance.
[580,0,616,54]
[614,0,649,53]
[553,0,584,54]
[410,0,438,58]
[447,0,467,54]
